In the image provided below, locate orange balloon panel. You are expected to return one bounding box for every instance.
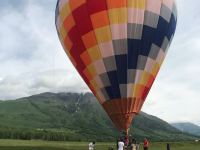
[55,0,177,131]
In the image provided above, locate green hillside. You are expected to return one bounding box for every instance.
[0,93,197,141]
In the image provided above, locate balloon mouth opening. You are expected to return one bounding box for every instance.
[102,98,144,131]
[109,112,137,131]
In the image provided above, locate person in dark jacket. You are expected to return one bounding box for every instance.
[167,143,170,150]
[117,138,119,150]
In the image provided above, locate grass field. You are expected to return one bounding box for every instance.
[0,139,199,150]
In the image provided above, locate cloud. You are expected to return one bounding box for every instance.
[0,69,88,100]
[0,0,79,79]
[0,0,89,99]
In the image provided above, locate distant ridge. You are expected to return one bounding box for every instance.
[172,122,200,136]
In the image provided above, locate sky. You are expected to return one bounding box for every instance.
[0,0,200,125]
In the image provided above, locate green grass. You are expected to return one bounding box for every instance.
[0,140,112,150]
[0,140,199,150]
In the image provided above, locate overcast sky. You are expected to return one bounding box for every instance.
[0,0,200,125]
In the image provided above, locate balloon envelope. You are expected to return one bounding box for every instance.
[55,0,177,131]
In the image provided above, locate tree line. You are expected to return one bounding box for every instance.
[0,128,82,141]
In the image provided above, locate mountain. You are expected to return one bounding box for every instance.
[172,122,200,136]
[0,92,197,141]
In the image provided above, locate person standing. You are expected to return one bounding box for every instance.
[117,138,119,150]
[143,138,149,150]
[131,138,136,150]
[136,142,140,150]
[118,139,125,150]
[89,141,95,150]
[125,136,129,146]
[167,143,170,150]
[132,143,137,150]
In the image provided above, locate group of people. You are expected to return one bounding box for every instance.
[88,138,147,150]
[117,137,149,150]
[89,140,171,150]
[88,138,149,150]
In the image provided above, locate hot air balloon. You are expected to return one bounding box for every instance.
[55,0,177,134]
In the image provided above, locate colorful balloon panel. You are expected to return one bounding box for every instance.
[55,0,177,131]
